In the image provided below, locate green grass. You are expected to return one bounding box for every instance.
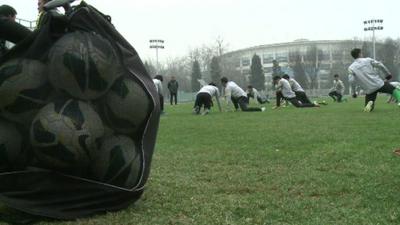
[5,96,400,225]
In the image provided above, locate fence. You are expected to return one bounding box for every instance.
[16,18,36,30]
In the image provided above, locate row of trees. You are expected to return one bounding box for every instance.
[190,56,221,90]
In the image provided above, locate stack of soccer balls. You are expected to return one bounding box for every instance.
[0,31,151,189]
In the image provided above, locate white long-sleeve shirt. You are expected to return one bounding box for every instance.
[277,79,296,98]
[198,85,220,97]
[247,88,260,98]
[153,79,163,95]
[348,58,390,94]
[288,78,304,92]
[198,85,222,111]
[224,81,247,98]
[330,79,345,94]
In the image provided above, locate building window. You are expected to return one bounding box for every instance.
[242,69,250,75]
[276,52,288,62]
[332,51,344,61]
[241,58,250,67]
[263,67,273,73]
[321,52,330,61]
[235,60,241,67]
[319,63,331,70]
[263,53,274,64]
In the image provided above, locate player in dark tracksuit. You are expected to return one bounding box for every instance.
[0,5,32,58]
[167,76,179,105]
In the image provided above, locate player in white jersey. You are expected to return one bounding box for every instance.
[220,77,265,112]
[193,82,222,115]
[282,74,313,105]
[273,76,319,108]
[348,48,400,112]
[328,74,345,102]
[246,85,269,104]
[153,75,164,114]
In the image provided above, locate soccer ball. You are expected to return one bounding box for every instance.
[90,135,141,189]
[30,98,104,173]
[0,119,25,172]
[101,78,151,136]
[0,59,52,125]
[47,31,121,100]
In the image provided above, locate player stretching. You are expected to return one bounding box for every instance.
[273,76,319,108]
[220,77,265,112]
[193,82,222,115]
[348,48,400,112]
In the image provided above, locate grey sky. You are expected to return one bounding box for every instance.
[3,0,399,62]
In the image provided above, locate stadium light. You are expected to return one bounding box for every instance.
[149,39,165,73]
[363,19,383,59]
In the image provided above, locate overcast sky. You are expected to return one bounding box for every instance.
[3,0,399,62]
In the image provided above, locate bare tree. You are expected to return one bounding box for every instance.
[160,57,192,92]
[304,45,323,92]
[143,60,157,77]
[215,36,229,57]
[250,54,265,90]
[191,60,202,92]
[210,56,222,85]
[395,38,400,76]
[377,38,398,77]
[220,55,245,87]
[361,41,372,58]
[289,50,308,89]
[187,37,230,83]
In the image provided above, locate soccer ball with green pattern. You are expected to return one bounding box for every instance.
[0,59,52,126]
[90,135,141,189]
[47,31,121,100]
[101,77,151,136]
[30,98,104,174]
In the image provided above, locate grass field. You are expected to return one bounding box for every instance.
[4,96,400,225]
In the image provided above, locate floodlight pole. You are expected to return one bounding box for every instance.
[149,39,165,73]
[363,19,383,59]
[373,26,376,59]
